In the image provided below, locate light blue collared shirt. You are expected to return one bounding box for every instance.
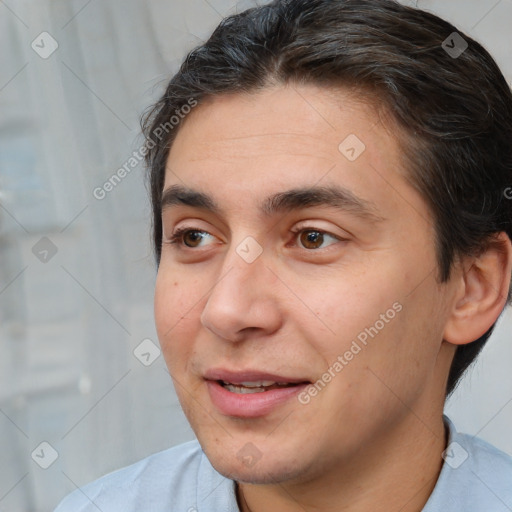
[55,416,512,511]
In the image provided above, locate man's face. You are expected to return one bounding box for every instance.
[154,85,456,484]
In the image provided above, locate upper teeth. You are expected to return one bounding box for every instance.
[223,380,278,387]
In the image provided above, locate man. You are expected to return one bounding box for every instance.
[56,0,512,510]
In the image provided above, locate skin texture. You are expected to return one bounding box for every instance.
[154,84,512,512]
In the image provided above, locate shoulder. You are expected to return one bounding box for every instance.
[424,418,512,512]
[459,430,512,493]
[54,440,235,511]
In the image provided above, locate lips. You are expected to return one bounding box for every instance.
[220,381,299,394]
[204,368,309,384]
[204,369,311,417]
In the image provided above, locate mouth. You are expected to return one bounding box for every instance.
[218,380,302,394]
[204,369,311,417]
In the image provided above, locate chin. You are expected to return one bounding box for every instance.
[203,442,312,485]
[216,461,306,485]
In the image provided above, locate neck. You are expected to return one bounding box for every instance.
[237,412,447,512]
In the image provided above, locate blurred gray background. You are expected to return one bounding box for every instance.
[0,0,511,510]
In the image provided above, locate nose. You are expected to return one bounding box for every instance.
[200,243,282,342]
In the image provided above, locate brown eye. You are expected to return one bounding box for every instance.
[168,228,214,249]
[182,230,206,248]
[299,230,325,249]
[293,228,342,250]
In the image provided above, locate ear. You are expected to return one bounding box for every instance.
[443,232,512,346]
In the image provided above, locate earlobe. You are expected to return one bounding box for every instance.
[443,232,512,346]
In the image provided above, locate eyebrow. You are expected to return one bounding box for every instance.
[160,184,385,223]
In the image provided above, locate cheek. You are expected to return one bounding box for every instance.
[154,276,177,339]
[154,273,202,368]
[154,266,204,327]
[357,285,446,400]
[303,273,399,349]
[308,265,435,379]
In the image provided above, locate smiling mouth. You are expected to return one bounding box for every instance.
[219,380,305,394]
[206,374,311,416]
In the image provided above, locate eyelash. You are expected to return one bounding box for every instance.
[166,227,208,246]
[165,226,344,251]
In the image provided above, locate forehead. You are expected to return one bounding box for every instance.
[169,85,391,164]
[163,84,426,225]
